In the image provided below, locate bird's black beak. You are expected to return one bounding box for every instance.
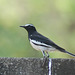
[20,25,25,28]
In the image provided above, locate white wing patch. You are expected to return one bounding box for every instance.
[29,39,56,51]
[30,39,52,48]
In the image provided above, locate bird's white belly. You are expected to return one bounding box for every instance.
[30,41,40,50]
[30,41,56,51]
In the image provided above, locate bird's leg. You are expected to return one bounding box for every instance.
[41,50,49,67]
[41,50,46,57]
[46,51,49,58]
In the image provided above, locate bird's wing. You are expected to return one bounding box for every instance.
[29,32,66,52]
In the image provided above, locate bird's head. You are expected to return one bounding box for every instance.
[20,24,36,33]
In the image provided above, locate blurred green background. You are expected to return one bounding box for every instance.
[0,0,75,58]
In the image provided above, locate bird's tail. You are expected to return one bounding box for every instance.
[65,50,75,57]
[58,47,75,57]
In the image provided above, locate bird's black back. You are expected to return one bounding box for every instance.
[28,31,66,53]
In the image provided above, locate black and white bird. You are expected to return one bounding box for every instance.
[20,24,75,57]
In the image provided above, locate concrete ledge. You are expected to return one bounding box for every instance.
[0,58,75,75]
[51,59,75,75]
[0,58,49,75]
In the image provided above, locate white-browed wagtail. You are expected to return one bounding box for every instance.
[20,24,75,57]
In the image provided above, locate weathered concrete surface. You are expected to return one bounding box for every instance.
[0,58,75,75]
[51,59,75,75]
[0,58,49,75]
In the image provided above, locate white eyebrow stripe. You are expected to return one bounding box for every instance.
[30,39,52,48]
[25,24,34,27]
